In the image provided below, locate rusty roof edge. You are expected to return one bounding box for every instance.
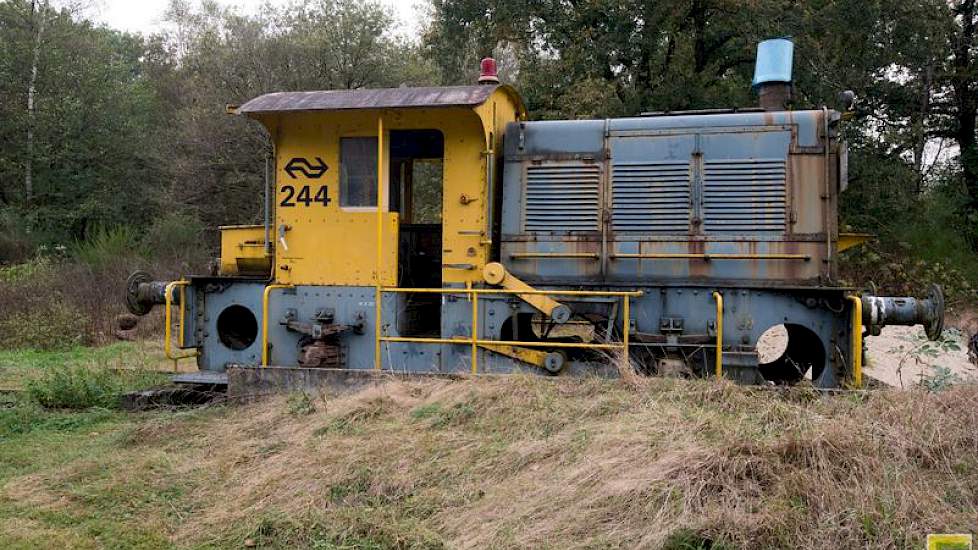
[236,85,515,116]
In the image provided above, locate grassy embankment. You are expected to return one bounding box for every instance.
[1,344,977,549]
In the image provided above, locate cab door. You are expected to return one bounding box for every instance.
[274,112,398,287]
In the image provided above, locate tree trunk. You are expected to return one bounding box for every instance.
[952,0,978,212]
[912,64,933,195]
[690,0,708,74]
[25,0,47,206]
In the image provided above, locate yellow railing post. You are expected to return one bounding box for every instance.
[375,114,385,371]
[622,295,630,369]
[375,287,643,373]
[847,295,863,388]
[471,291,479,374]
[712,291,723,378]
[164,281,197,369]
[178,285,187,348]
[262,284,292,367]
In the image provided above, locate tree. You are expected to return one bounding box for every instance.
[151,0,438,230]
[25,0,47,205]
[950,0,978,213]
[0,0,164,241]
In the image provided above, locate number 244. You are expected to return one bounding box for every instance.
[280,185,331,207]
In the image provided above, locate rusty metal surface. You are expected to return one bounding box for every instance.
[238,85,498,114]
[499,108,837,287]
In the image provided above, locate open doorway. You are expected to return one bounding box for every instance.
[389,129,444,336]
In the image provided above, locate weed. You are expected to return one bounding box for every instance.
[0,402,47,437]
[0,256,52,283]
[662,529,733,550]
[286,392,316,416]
[315,397,393,436]
[24,364,165,409]
[922,366,961,391]
[409,400,476,428]
[409,402,442,420]
[328,468,374,505]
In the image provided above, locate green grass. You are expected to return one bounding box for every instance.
[0,371,976,548]
[0,343,206,548]
[0,342,170,392]
[0,402,207,549]
[0,342,150,371]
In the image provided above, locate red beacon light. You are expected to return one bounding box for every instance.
[478,57,500,84]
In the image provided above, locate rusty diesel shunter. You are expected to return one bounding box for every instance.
[127,39,943,389]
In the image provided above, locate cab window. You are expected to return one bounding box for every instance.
[340,137,377,207]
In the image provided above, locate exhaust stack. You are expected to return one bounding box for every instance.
[753,38,794,111]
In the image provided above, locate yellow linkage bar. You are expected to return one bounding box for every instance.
[375,286,642,373]
[164,281,198,368]
[847,295,863,388]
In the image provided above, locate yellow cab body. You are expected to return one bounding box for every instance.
[229,85,525,288]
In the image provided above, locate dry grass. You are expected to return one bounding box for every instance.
[3,376,978,548]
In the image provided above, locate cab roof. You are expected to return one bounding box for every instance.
[237,84,521,115]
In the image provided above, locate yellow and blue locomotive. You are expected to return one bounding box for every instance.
[126,40,943,389]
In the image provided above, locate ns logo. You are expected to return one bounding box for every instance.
[281,157,330,207]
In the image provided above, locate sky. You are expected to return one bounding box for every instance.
[88,0,423,36]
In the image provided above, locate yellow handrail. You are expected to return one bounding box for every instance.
[380,287,643,297]
[509,252,601,260]
[261,284,293,367]
[164,281,197,366]
[375,286,642,373]
[623,295,631,369]
[612,253,810,261]
[712,291,723,378]
[848,295,863,388]
[379,336,624,350]
[179,284,187,347]
[375,114,385,371]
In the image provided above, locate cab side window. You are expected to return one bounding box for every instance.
[340,137,378,207]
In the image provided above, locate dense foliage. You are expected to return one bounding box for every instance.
[0,0,976,300]
[0,0,436,253]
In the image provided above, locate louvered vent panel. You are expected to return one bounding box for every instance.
[703,159,786,233]
[524,163,601,232]
[612,161,691,233]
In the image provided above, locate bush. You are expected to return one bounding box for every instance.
[0,208,36,264]
[0,257,155,349]
[840,179,978,307]
[142,211,209,265]
[72,225,145,269]
[25,364,164,409]
[0,255,52,283]
[0,401,46,437]
[0,300,83,350]
[839,241,974,305]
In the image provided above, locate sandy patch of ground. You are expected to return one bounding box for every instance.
[755,320,977,387]
[865,325,977,388]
